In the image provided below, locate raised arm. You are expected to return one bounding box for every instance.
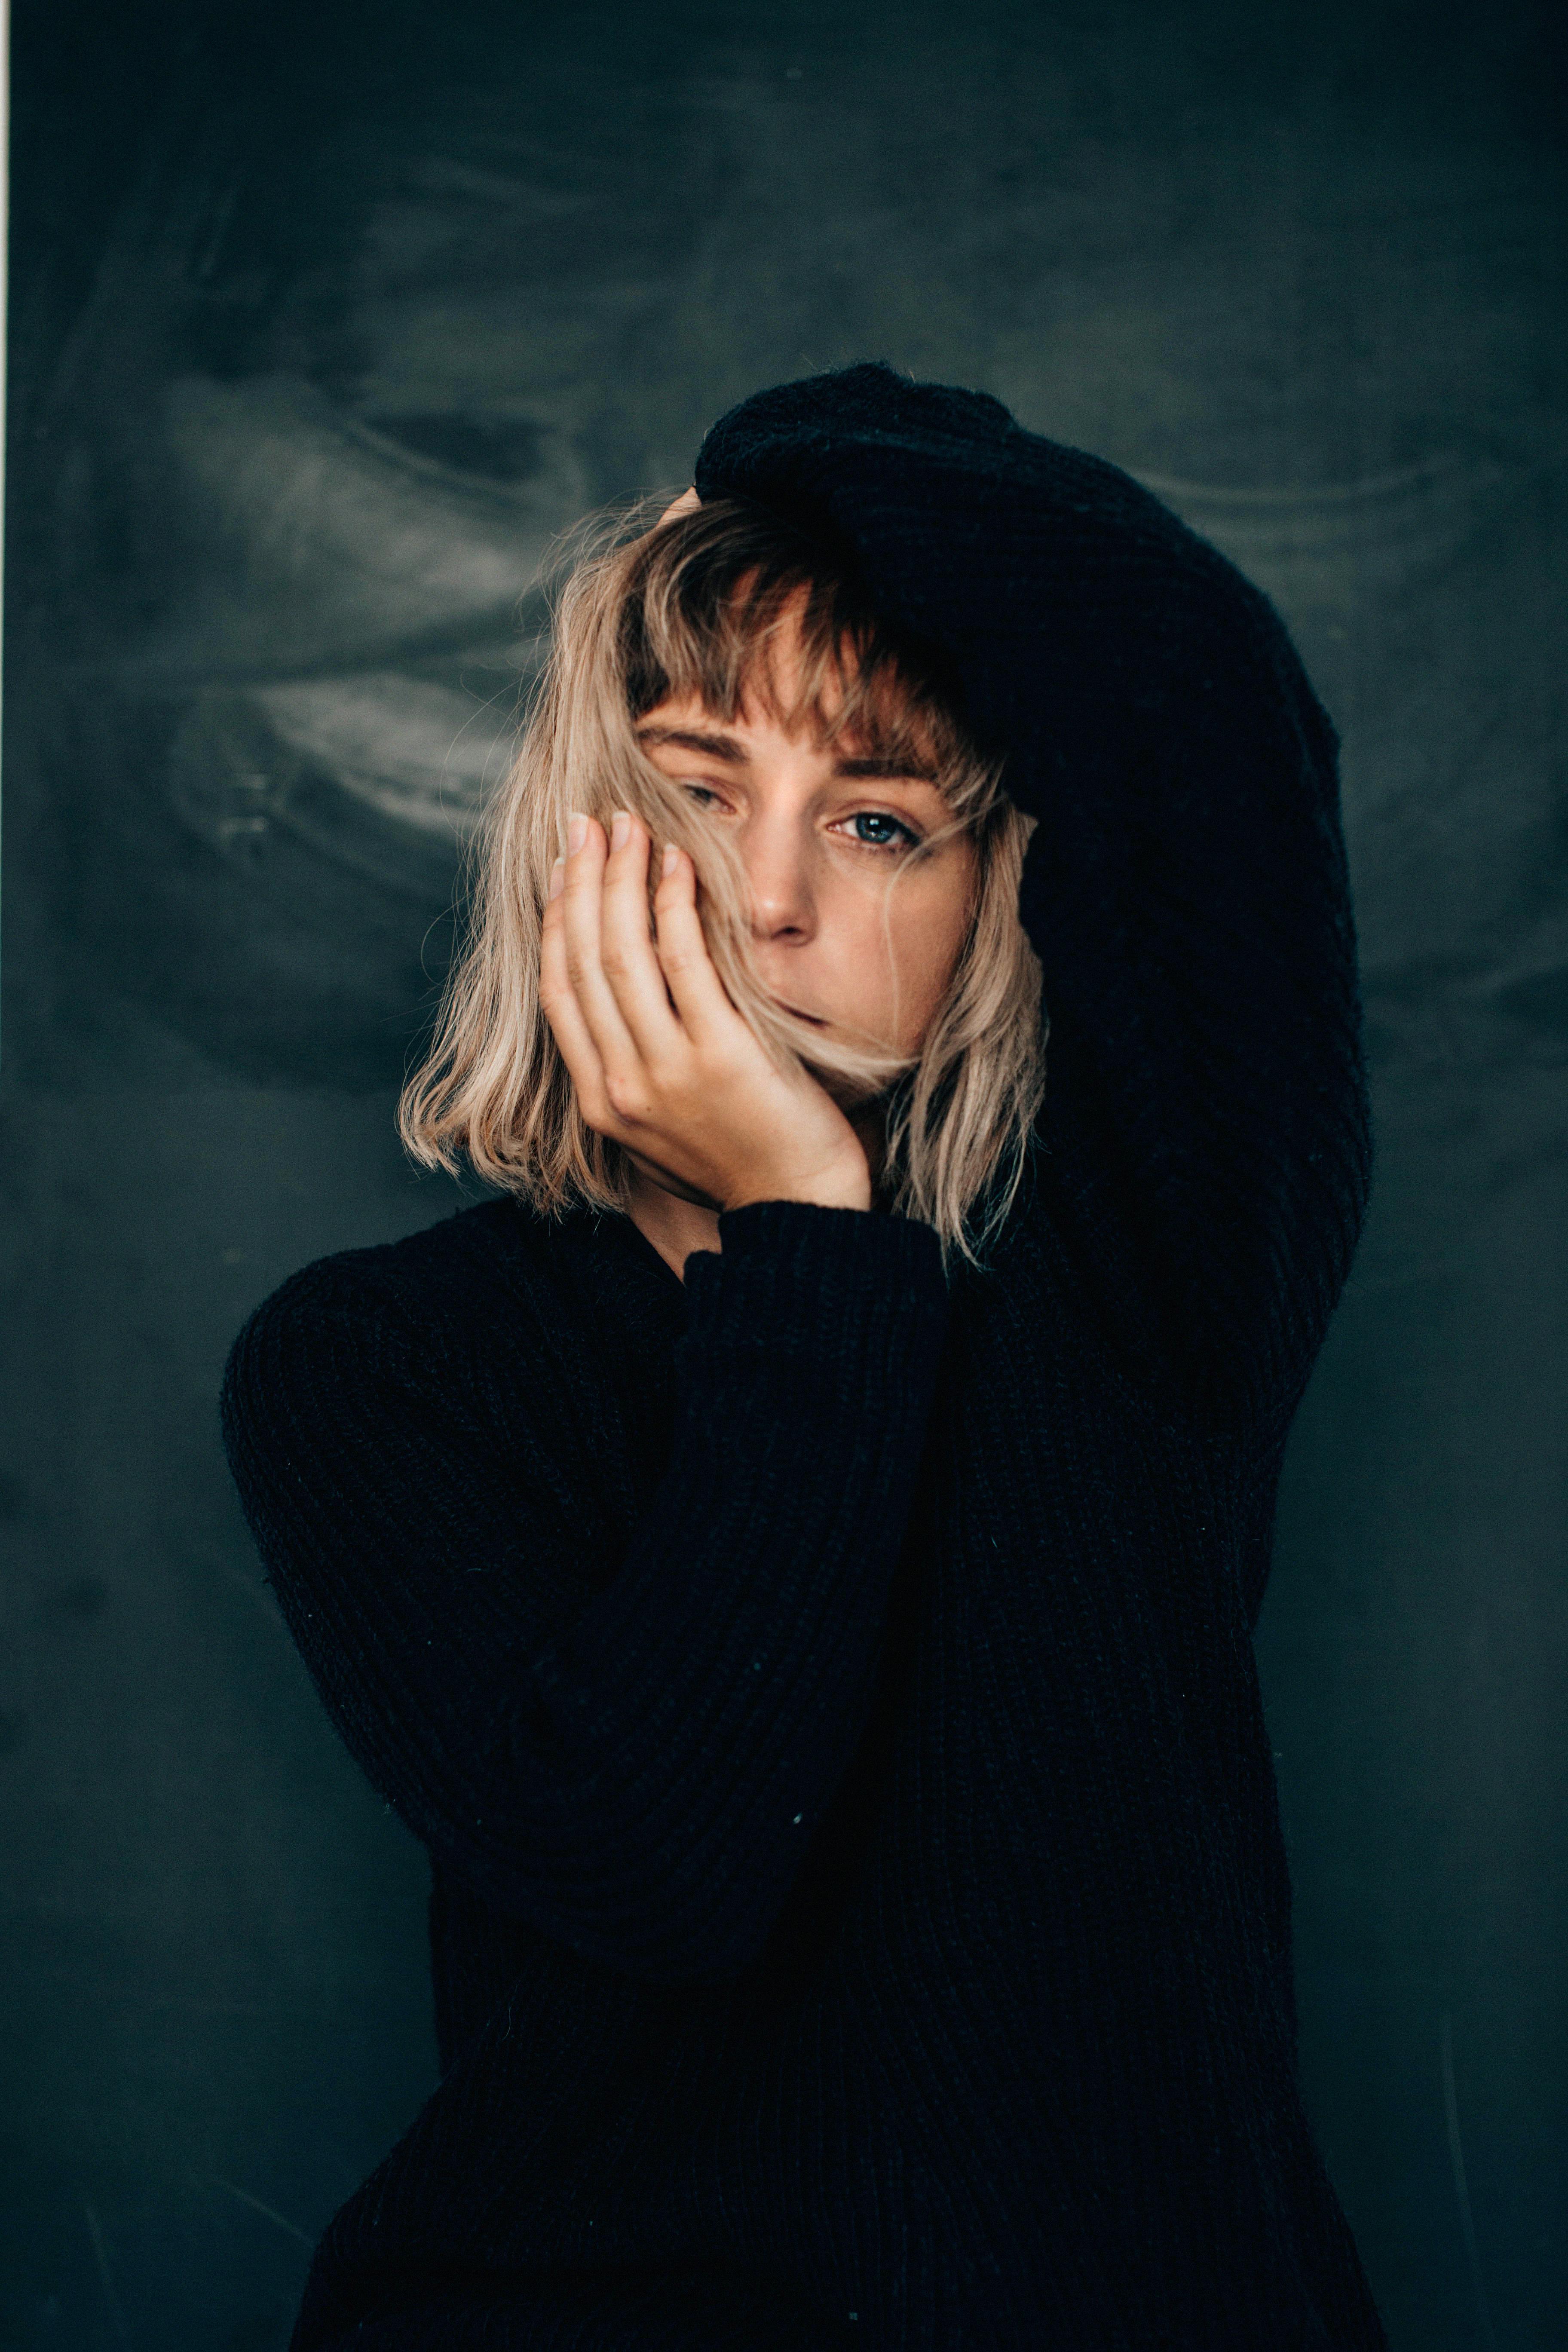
[221,1200,949,1986]
[695,365,1372,1426]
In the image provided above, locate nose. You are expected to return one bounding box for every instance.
[741,804,817,945]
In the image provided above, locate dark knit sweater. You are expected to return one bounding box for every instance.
[221,366,1383,2349]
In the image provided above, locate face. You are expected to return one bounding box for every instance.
[636,616,978,1070]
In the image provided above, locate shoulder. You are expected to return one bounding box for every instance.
[232,1195,536,1340]
[220,1197,572,1443]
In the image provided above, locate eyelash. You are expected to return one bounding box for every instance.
[681,785,922,854]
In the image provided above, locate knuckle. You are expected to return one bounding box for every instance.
[603,1071,651,1123]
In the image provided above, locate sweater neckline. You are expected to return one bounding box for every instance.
[589,1205,690,1295]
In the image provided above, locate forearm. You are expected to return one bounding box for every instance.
[695,374,1371,1420]
[498,1202,950,1976]
[224,1202,950,1983]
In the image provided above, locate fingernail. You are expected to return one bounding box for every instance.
[662,843,678,877]
[610,810,631,851]
[548,857,565,902]
[567,812,588,857]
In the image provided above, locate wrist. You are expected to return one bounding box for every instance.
[724,1153,873,1216]
[789,1168,875,1214]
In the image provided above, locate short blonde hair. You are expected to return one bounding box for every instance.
[400,495,1046,1266]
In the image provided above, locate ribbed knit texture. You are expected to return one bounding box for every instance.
[221,367,1382,2349]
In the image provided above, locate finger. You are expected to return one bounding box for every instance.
[598,812,685,1057]
[557,815,641,1070]
[539,873,616,1123]
[651,845,744,1046]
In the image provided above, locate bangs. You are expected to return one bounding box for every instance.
[619,498,971,791]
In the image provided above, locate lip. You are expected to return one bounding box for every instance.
[776,1002,827,1026]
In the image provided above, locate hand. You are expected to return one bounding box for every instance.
[540,811,873,1215]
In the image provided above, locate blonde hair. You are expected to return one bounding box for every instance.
[400,494,1046,1266]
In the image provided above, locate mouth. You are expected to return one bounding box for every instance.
[776,1001,828,1027]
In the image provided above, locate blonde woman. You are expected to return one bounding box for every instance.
[223,365,1385,2349]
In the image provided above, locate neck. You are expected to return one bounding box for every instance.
[626,1103,887,1282]
[624,1166,723,1280]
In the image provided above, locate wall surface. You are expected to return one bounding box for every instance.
[3,2,1564,2344]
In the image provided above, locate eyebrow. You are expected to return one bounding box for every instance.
[637,725,748,765]
[636,725,940,784]
[834,753,940,782]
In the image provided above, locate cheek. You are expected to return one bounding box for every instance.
[858,862,976,1028]
[892,902,968,1012]
[899,856,976,961]
[787,853,977,1042]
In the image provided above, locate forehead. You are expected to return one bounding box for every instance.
[680,624,940,758]
[636,698,949,796]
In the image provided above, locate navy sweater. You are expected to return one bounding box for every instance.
[221,367,1384,2348]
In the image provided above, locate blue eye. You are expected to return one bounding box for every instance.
[850,811,914,848]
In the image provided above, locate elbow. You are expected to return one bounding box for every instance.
[430,1810,805,1988]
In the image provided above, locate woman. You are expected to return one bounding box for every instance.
[222,364,1385,2348]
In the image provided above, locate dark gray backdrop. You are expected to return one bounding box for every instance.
[3,3,1564,2344]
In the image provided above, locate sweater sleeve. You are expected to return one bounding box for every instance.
[695,366,1373,1426]
[220,1201,949,1985]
